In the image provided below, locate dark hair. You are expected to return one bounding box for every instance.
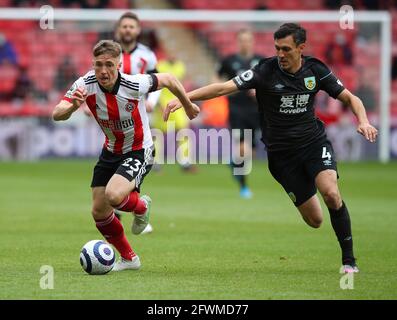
[274,23,306,46]
[93,40,122,58]
[117,12,140,27]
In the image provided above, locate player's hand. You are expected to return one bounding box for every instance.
[163,99,182,121]
[72,87,87,108]
[357,122,378,143]
[164,99,200,121]
[184,103,200,120]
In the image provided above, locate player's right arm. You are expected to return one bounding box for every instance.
[164,65,261,120]
[53,87,87,121]
[53,78,87,121]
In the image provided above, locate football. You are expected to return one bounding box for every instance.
[79,240,115,275]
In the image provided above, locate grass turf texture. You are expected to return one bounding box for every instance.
[0,160,396,300]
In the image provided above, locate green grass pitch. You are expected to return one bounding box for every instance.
[0,160,396,299]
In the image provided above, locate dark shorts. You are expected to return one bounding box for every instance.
[229,107,260,147]
[91,147,155,192]
[267,139,338,207]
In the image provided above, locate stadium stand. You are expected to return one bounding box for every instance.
[0,0,395,116]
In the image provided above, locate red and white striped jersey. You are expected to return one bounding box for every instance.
[63,70,158,154]
[120,43,157,75]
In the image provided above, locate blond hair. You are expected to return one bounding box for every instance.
[93,40,122,58]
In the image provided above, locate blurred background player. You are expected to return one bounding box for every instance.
[113,12,161,232]
[115,12,161,111]
[53,39,199,271]
[152,50,197,172]
[217,29,265,199]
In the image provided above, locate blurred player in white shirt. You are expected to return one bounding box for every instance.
[114,12,161,231]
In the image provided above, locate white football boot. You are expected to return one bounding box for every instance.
[140,223,154,235]
[131,195,151,235]
[112,255,141,271]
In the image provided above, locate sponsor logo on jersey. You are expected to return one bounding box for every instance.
[97,118,134,131]
[304,76,316,90]
[279,94,310,114]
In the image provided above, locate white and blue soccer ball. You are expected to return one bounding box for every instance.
[79,240,115,275]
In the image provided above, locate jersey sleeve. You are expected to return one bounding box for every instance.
[232,65,261,90]
[146,51,158,73]
[62,77,86,102]
[129,73,158,96]
[316,62,345,99]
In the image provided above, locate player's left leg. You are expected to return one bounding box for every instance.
[105,148,154,235]
[297,194,324,228]
[315,169,358,272]
[106,174,151,235]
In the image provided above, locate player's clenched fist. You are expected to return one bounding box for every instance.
[185,103,200,120]
[72,87,88,108]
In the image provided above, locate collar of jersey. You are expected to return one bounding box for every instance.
[277,55,307,78]
[97,72,121,95]
[123,44,138,55]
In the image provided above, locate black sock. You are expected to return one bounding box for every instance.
[328,201,355,265]
[230,161,246,188]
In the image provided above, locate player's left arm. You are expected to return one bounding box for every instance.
[337,89,378,143]
[155,73,199,120]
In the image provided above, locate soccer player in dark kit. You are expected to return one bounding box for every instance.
[164,23,378,273]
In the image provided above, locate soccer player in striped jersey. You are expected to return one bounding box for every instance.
[53,40,199,271]
[114,12,161,230]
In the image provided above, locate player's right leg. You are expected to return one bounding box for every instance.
[91,187,141,271]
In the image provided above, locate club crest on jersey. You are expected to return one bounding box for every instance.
[125,101,137,112]
[304,76,316,90]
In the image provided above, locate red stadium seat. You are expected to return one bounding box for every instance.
[0,64,18,94]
